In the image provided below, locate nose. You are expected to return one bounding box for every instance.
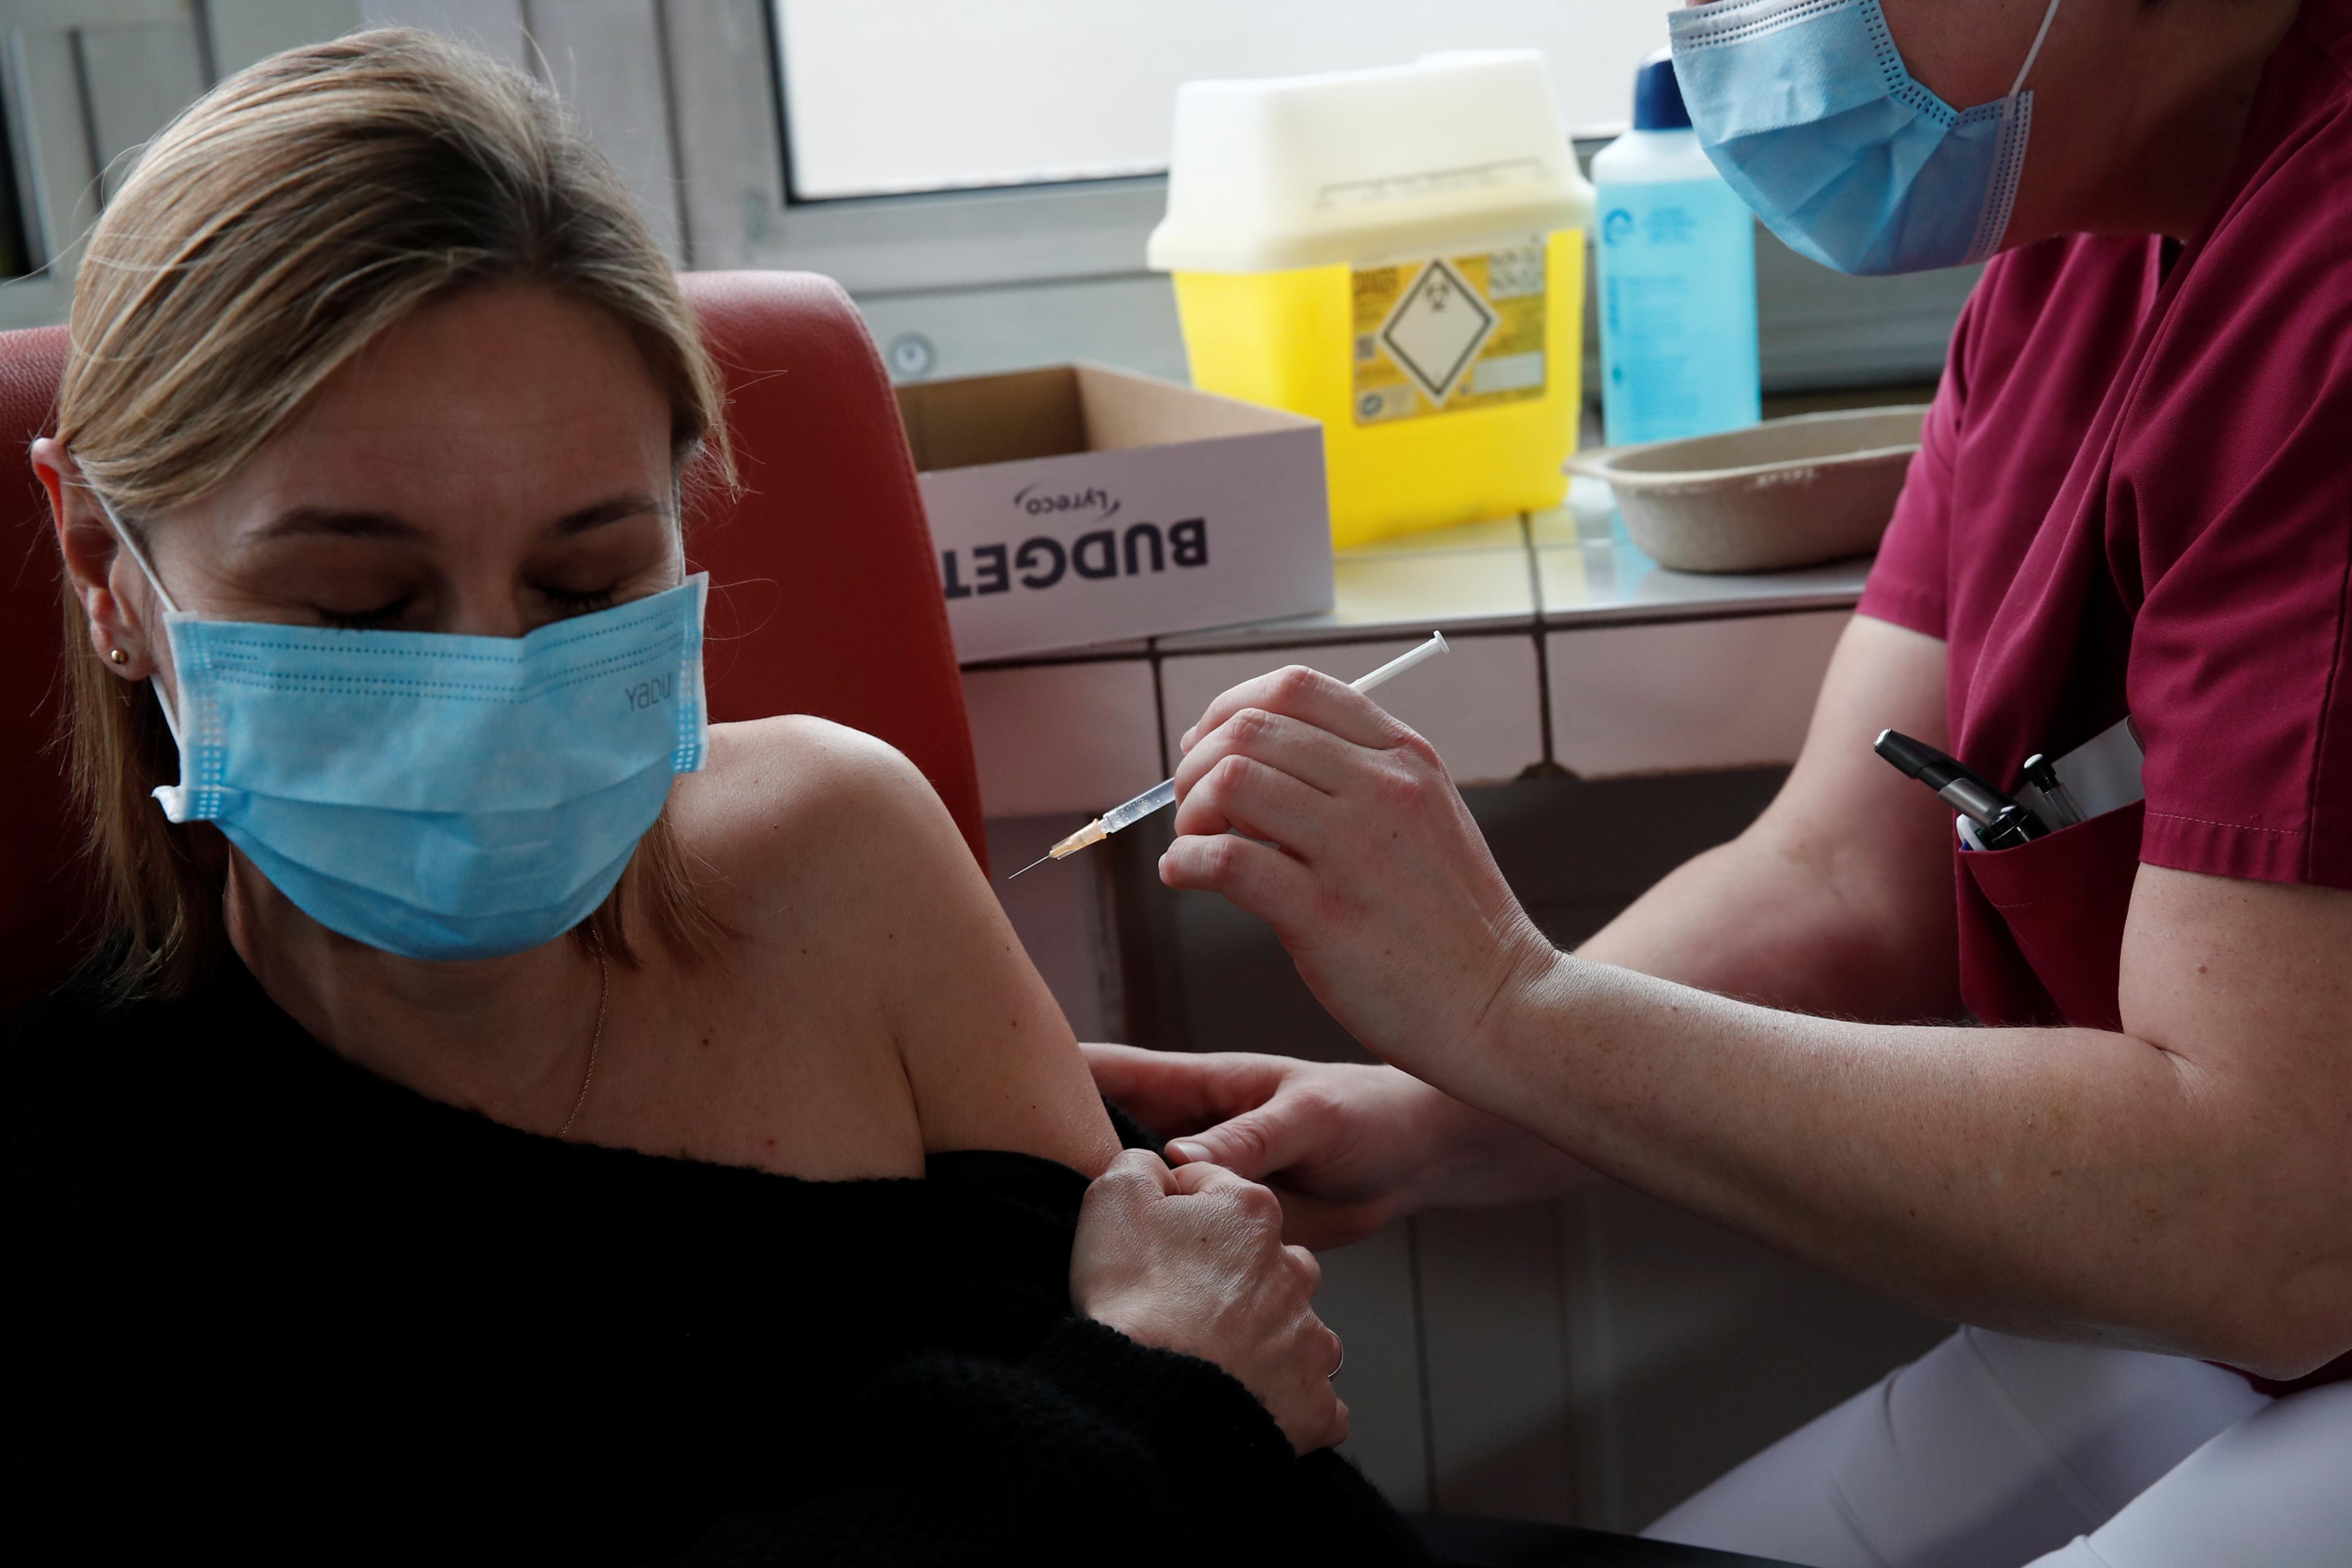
[442,580,535,639]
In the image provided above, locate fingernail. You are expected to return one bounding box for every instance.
[1170,1140,1212,1164]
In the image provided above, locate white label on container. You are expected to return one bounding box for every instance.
[1471,352,1545,395]
[1486,243,1547,299]
[1378,258,1496,404]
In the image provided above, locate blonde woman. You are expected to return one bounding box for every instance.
[0,31,1409,1565]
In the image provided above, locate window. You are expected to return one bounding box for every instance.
[773,0,1680,203]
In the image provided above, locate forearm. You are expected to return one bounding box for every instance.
[1578,825,1962,1021]
[1441,952,2331,1376]
[1396,1074,1596,1212]
[1420,784,1964,1211]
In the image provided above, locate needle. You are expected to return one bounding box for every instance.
[999,631,1449,881]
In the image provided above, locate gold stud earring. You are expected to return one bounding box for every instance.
[108,647,128,665]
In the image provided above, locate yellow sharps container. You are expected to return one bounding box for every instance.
[1148,52,1594,549]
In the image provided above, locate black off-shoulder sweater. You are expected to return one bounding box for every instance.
[0,958,1427,1566]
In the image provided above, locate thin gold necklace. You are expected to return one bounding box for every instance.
[558,928,609,1139]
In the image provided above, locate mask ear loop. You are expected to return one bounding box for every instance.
[2007,0,2065,104]
[1972,0,2064,263]
[84,483,182,615]
[83,481,194,811]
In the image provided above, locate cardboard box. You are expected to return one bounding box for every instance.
[897,363,1333,663]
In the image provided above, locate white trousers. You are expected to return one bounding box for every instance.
[1640,1327,2352,1567]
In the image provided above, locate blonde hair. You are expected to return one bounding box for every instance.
[56,27,731,999]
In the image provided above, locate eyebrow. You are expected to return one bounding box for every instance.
[255,493,668,543]
[255,507,424,542]
[551,494,668,536]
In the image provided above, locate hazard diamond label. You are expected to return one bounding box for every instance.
[1351,239,1549,426]
[1378,257,1497,405]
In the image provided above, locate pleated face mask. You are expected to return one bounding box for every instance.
[1669,0,2064,276]
[94,487,708,962]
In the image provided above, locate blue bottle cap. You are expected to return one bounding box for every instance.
[1631,47,1691,132]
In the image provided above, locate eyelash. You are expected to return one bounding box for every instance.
[543,586,617,616]
[319,600,412,632]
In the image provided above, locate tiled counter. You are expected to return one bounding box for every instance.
[962,480,1871,816]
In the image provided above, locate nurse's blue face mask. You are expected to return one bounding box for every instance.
[91,486,709,963]
[1669,0,2065,276]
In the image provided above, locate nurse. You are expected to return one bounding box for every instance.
[1091,0,2352,1561]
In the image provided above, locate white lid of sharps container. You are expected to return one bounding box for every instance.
[1147,51,1596,276]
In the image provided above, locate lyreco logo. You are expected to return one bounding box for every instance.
[941,518,1208,600]
[1013,482,1120,523]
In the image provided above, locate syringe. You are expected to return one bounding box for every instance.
[1006,631,1450,879]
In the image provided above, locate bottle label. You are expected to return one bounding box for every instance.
[1596,177,1760,448]
[1351,236,1548,426]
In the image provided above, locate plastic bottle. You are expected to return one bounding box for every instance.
[1591,49,1760,448]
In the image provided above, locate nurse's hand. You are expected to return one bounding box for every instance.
[1162,666,1559,1081]
[1072,1149,1349,1455]
[1084,1044,1593,1251]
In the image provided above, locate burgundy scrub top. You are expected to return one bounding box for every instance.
[1857,0,2352,1392]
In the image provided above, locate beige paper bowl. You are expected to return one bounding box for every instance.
[1565,406,1928,574]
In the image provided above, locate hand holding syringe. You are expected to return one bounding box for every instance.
[1007,631,1450,878]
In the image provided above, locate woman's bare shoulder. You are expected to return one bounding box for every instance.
[668,715,958,928]
[690,714,940,828]
[599,718,941,1178]
[669,715,1117,1175]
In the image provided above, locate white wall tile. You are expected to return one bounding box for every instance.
[961,659,1161,820]
[1548,612,1847,778]
[1160,632,1542,789]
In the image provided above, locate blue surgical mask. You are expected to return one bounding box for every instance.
[1670,0,2063,276]
[95,490,708,962]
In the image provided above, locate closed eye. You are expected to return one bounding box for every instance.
[317,598,414,631]
[540,585,619,618]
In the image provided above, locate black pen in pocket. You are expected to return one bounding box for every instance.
[1872,730,2050,849]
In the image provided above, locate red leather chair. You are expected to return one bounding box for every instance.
[0,270,981,1010]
